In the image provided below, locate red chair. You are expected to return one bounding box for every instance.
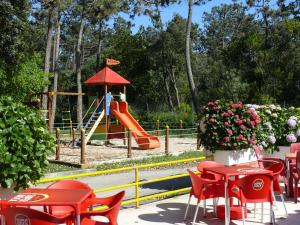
[197,160,224,180]
[80,191,125,225]
[292,151,300,203]
[0,207,67,225]
[46,180,95,223]
[266,161,287,217]
[185,169,224,225]
[229,174,275,225]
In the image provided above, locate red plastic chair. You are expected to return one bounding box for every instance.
[197,160,225,180]
[46,180,95,223]
[80,191,125,225]
[292,151,300,203]
[229,174,275,224]
[185,169,224,225]
[265,161,287,217]
[0,207,67,225]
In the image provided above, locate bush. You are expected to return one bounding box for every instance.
[140,103,196,129]
[0,97,54,190]
[201,100,261,152]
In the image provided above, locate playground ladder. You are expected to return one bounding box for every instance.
[76,98,104,145]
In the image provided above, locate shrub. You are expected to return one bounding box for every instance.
[201,100,261,152]
[0,97,54,190]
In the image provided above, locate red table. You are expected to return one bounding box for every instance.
[6,188,93,225]
[285,152,296,197]
[204,165,273,225]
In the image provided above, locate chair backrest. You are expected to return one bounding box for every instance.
[101,191,125,225]
[266,161,284,177]
[253,145,262,159]
[230,174,273,204]
[290,143,300,153]
[296,151,300,176]
[197,161,224,180]
[47,180,95,197]
[188,169,212,198]
[0,207,66,225]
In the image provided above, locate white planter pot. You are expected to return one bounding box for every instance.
[0,187,16,200]
[263,146,290,160]
[208,148,257,166]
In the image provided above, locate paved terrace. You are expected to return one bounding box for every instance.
[117,194,300,225]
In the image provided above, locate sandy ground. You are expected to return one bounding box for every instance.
[49,137,199,165]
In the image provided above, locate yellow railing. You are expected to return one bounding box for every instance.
[38,156,209,208]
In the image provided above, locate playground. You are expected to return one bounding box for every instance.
[41,65,199,166]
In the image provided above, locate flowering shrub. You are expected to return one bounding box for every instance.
[202,100,261,152]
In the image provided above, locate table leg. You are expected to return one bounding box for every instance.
[225,181,230,225]
[286,158,290,197]
[77,214,80,225]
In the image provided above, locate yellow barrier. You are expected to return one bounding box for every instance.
[38,155,209,208]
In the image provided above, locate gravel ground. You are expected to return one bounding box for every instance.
[49,137,198,165]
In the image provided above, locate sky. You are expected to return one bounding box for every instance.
[111,0,281,33]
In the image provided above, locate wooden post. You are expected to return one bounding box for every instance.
[156,120,160,137]
[72,128,76,147]
[197,122,201,150]
[165,126,169,155]
[69,120,73,137]
[81,128,86,164]
[55,128,60,160]
[180,120,183,138]
[123,127,127,145]
[127,129,132,158]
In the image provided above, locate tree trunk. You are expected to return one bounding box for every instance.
[95,22,103,72]
[185,0,200,115]
[76,16,85,127]
[168,67,180,108]
[163,74,174,111]
[42,7,54,115]
[50,9,61,132]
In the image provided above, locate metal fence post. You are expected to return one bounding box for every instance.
[165,125,169,155]
[55,128,60,160]
[127,129,132,158]
[135,167,139,208]
[81,128,86,164]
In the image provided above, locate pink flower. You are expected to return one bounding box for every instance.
[208,101,214,106]
[221,113,229,118]
[255,118,261,124]
[231,102,242,108]
[237,134,244,140]
[209,118,216,123]
[213,106,220,111]
[223,122,229,126]
[239,125,246,130]
[237,120,243,125]
[226,129,233,135]
[251,114,258,120]
[219,140,224,145]
[250,121,256,126]
[223,137,230,142]
[226,110,233,115]
[234,115,240,119]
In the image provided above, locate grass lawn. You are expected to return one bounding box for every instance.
[45,151,205,174]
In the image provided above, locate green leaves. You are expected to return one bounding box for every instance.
[0,97,55,191]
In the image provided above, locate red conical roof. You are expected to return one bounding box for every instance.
[84,66,130,86]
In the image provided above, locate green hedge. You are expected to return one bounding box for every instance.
[0,97,54,190]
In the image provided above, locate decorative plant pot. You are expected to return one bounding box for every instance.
[207,148,257,166]
[0,187,17,200]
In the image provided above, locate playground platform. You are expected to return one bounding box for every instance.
[117,193,300,225]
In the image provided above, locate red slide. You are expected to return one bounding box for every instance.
[110,101,160,150]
